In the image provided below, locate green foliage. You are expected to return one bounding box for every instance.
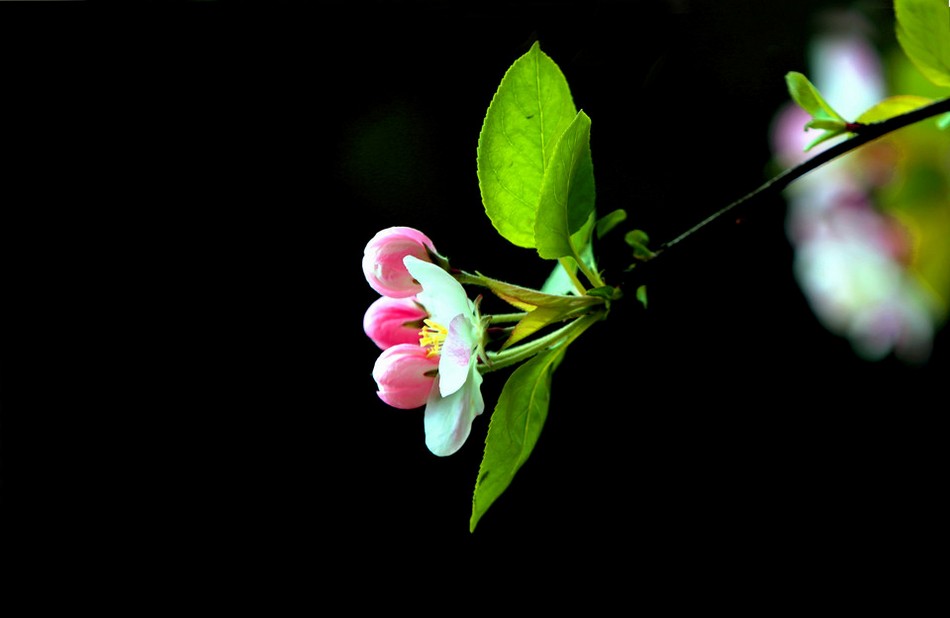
[535,111,596,259]
[595,209,627,239]
[636,285,648,309]
[785,71,850,150]
[464,18,950,535]
[895,0,950,87]
[477,272,602,313]
[586,285,620,301]
[624,229,655,261]
[477,42,578,249]
[472,271,603,348]
[470,347,564,532]
[540,215,598,295]
[855,95,934,124]
[785,71,846,121]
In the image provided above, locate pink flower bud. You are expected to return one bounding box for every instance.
[372,344,438,409]
[362,227,437,298]
[363,296,428,350]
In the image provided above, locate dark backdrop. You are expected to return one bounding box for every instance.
[3,0,944,592]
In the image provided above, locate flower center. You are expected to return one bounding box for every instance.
[419,319,447,357]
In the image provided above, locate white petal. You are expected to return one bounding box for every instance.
[423,367,485,457]
[438,313,475,397]
[403,256,473,326]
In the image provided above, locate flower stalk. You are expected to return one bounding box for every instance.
[479,310,604,373]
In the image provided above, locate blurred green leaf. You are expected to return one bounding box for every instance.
[895,0,950,87]
[785,71,847,122]
[855,95,934,124]
[636,285,648,309]
[595,209,627,239]
[477,42,577,249]
[624,229,649,246]
[624,229,655,260]
[804,127,847,152]
[785,71,853,151]
[805,118,848,131]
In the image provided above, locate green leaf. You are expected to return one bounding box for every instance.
[624,229,649,247]
[636,284,648,309]
[804,127,847,152]
[785,71,847,122]
[895,0,950,88]
[541,213,597,295]
[595,208,626,239]
[470,347,564,532]
[784,71,852,151]
[475,271,602,313]
[805,118,848,131]
[502,304,588,349]
[624,229,655,260]
[535,111,596,259]
[477,42,578,249]
[855,95,934,124]
[938,112,950,130]
[474,270,601,349]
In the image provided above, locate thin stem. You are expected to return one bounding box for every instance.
[489,312,527,324]
[478,311,603,373]
[654,97,950,255]
[571,246,606,289]
[558,257,588,295]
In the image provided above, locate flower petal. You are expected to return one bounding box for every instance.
[423,366,485,457]
[438,313,475,397]
[403,256,473,326]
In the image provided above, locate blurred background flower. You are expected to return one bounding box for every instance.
[770,8,950,364]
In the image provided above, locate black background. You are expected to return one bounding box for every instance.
[3,0,946,593]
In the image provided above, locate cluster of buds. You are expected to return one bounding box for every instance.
[362,227,486,456]
[362,226,610,456]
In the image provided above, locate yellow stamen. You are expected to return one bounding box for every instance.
[419,319,447,357]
